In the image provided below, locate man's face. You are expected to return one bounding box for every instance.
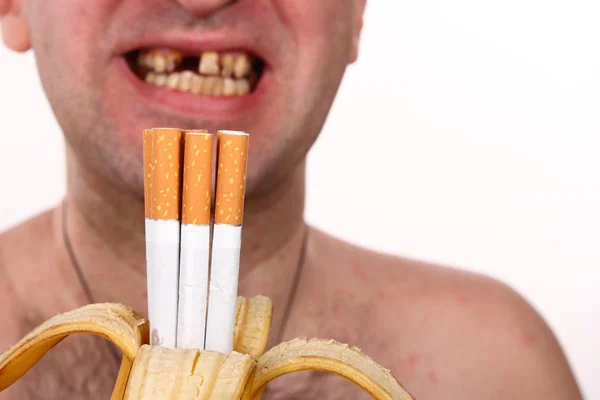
[2,0,365,198]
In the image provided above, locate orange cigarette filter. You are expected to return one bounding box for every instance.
[181,130,213,225]
[143,129,154,219]
[150,128,184,221]
[214,131,249,225]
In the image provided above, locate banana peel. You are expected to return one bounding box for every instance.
[0,296,414,399]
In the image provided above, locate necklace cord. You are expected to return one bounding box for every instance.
[61,200,309,379]
[62,201,94,303]
[276,223,309,345]
[262,223,309,398]
[61,200,122,365]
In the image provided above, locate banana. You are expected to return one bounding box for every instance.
[251,338,413,400]
[0,297,414,399]
[123,345,256,399]
[0,303,148,396]
[233,296,272,359]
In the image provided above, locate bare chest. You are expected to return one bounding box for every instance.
[0,334,120,400]
[258,304,396,398]
[261,370,374,400]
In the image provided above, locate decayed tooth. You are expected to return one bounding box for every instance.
[213,78,224,96]
[140,49,183,73]
[154,54,167,73]
[137,52,151,68]
[235,78,250,95]
[154,74,167,87]
[221,54,235,77]
[191,75,205,94]
[166,51,183,72]
[145,72,157,84]
[233,54,252,78]
[223,78,236,96]
[166,73,180,89]
[202,76,217,95]
[179,71,194,92]
[199,51,220,76]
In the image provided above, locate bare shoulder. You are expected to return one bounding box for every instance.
[0,209,57,350]
[307,227,583,399]
[0,208,57,261]
[0,208,57,286]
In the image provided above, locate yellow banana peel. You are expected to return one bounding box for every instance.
[0,296,414,399]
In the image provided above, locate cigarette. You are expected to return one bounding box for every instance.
[145,127,183,348]
[205,130,249,354]
[176,129,213,349]
[143,129,155,337]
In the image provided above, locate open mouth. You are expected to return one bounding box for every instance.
[125,48,265,97]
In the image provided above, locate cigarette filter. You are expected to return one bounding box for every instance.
[205,130,249,354]
[176,130,213,349]
[145,127,183,348]
[143,129,154,219]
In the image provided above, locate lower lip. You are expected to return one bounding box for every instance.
[117,57,271,116]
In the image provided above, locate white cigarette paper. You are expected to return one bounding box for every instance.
[146,219,181,348]
[205,224,243,353]
[176,224,211,349]
[144,127,183,348]
[144,219,155,337]
[204,130,248,354]
[175,130,212,349]
[143,129,155,341]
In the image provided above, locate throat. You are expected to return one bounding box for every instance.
[60,197,149,315]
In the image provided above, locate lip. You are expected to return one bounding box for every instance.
[118,58,272,116]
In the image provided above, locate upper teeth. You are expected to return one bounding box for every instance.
[221,54,235,77]
[199,51,220,75]
[233,54,251,79]
[138,49,255,79]
[138,49,183,74]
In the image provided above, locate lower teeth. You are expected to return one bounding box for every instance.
[145,71,252,96]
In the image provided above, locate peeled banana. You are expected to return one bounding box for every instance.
[0,296,414,399]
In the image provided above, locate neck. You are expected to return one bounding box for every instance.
[59,144,308,340]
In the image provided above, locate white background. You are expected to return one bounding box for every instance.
[1,1,598,398]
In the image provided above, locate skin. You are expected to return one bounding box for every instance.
[0,0,583,399]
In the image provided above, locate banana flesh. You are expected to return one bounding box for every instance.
[120,296,272,399]
[123,345,255,399]
[122,294,272,400]
[233,296,272,359]
[0,297,415,399]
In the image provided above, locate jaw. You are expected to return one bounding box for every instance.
[44,30,344,207]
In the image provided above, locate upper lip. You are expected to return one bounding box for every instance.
[117,29,272,67]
